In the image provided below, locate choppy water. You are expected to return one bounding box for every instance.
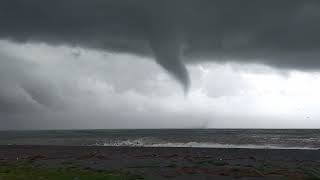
[0,129,319,150]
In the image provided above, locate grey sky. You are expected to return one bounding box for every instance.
[1,41,320,129]
[0,0,320,129]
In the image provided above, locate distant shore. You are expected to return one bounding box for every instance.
[1,145,320,179]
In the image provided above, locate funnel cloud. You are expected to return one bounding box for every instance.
[1,0,320,91]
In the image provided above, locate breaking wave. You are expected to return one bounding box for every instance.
[93,138,319,150]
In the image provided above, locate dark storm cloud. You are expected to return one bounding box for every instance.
[0,0,320,91]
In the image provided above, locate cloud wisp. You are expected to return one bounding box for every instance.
[1,0,320,91]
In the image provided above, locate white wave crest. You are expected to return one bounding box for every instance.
[93,138,319,150]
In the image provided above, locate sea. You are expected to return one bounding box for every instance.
[0,129,319,150]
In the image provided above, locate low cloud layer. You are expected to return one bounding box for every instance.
[1,0,320,91]
[1,41,320,129]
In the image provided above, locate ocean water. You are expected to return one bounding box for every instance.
[0,129,319,150]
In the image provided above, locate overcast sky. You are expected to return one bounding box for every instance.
[1,0,320,129]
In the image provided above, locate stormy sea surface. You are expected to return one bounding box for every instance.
[0,129,319,150]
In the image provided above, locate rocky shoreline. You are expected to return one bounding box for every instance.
[0,145,320,179]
